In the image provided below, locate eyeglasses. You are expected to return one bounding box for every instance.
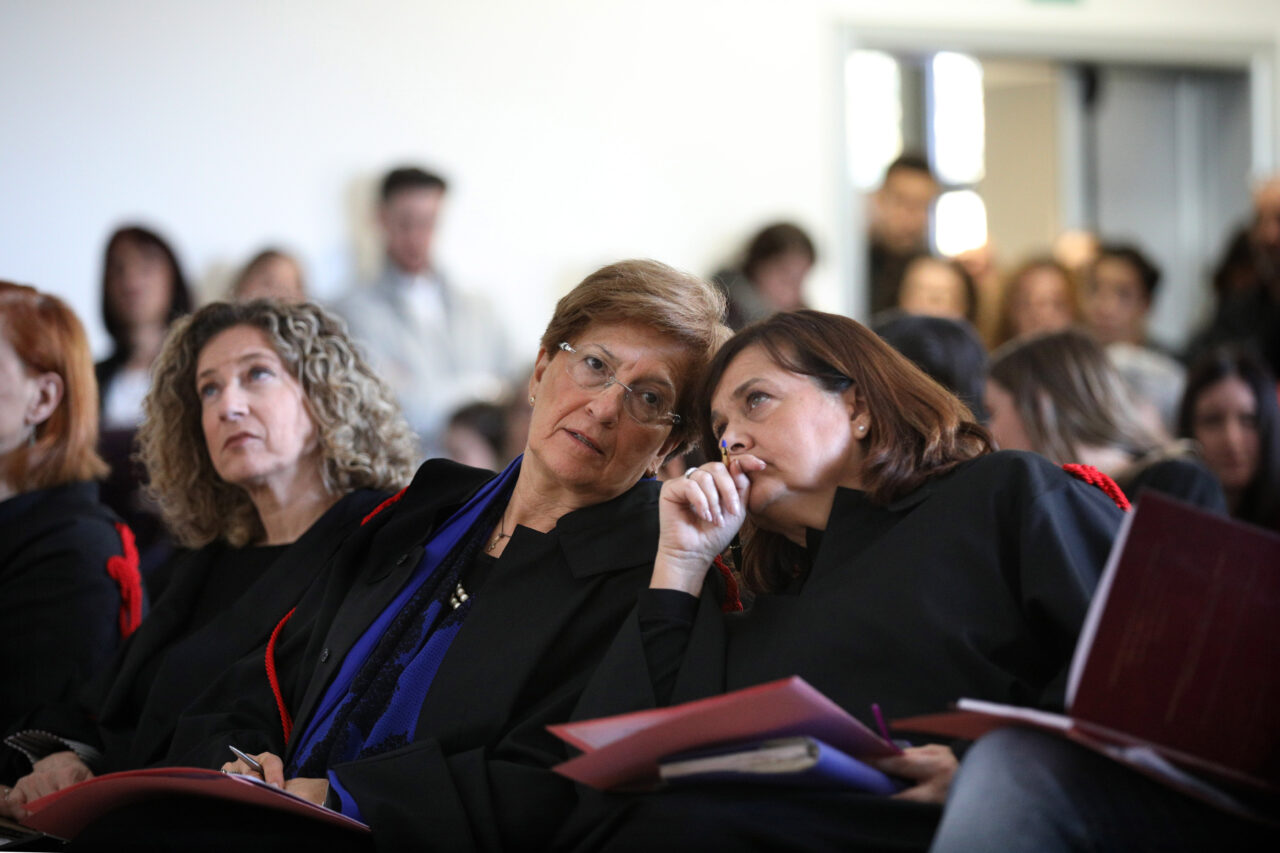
[557,342,682,426]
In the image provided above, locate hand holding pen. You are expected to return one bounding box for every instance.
[222,745,285,788]
[651,442,761,595]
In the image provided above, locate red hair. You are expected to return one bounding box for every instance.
[0,281,108,490]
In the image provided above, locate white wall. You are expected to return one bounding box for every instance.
[2,0,1278,358]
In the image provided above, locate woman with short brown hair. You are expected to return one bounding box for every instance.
[566,309,1125,851]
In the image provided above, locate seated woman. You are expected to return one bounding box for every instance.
[95,224,195,575]
[82,260,729,850]
[985,328,1227,512]
[0,282,139,750]
[1177,346,1280,532]
[994,256,1079,347]
[0,300,416,810]
[712,222,816,330]
[561,310,1126,852]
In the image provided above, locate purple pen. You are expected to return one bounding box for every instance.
[871,703,892,743]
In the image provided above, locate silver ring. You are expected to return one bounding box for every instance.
[683,468,699,479]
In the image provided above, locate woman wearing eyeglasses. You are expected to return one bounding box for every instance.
[86,261,732,851]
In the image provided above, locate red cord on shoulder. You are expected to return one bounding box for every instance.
[265,607,297,743]
[713,555,743,613]
[361,487,407,526]
[1061,464,1131,512]
[106,523,143,638]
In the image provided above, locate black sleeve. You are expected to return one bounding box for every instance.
[1016,474,1124,710]
[637,589,698,706]
[0,518,122,747]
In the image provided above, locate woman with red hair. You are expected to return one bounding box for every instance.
[0,281,140,741]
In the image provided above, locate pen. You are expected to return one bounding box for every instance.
[228,745,264,774]
[721,440,743,568]
[871,703,892,743]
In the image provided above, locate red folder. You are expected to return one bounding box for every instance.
[549,675,899,790]
[20,766,370,839]
[895,492,1280,812]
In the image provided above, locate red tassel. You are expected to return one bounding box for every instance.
[106,523,142,638]
[265,607,297,743]
[713,554,743,613]
[361,487,407,526]
[1062,464,1131,512]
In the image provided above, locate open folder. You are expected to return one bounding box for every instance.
[19,766,370,840]
[895,492,1280,817]
[548,675,900,790]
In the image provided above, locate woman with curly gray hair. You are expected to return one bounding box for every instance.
[0,300,416,816]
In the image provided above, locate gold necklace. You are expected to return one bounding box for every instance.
[486,507,510,553]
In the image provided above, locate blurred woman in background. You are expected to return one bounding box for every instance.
[0,281,138,751]
[995,256,1079,346]
[986,329,1226,511]
[96,225,193,430]
[1178,347,1280,532]
[713,222,816,330]
[95,224,194,570]
[229,248,306,304]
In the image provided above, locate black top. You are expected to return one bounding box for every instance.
[0,482,126,747]
[576,451,1125,730]
[1,489,387,780]
[164,459,662,852]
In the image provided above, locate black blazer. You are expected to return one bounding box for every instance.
[0,482,126,759]
[166,459,660,852]
[576,451,1125,726]
[5,489,386,779]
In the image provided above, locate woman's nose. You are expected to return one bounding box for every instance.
[585,382,625,424]
[217,385,248,420]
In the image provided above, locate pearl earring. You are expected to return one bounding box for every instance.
[857,424,866,434]
[529,395,535,406]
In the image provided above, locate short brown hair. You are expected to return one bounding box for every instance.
[699,310,991,592]
[0,281,108,491]
[539,259,731,455]
[139,300,417,547]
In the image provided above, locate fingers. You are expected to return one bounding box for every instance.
[676,462,743,524]
[258,752,286,788]
[871,744,958,805]
[221,751,285,787]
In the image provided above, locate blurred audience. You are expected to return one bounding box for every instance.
[1186,176,1280,377]
[0,281,139,748]
[333,165,511,457]
[987,329,1226,511]
[995,256,1079,346]
[712,222,815,330]
[874,312,989,422]
[867,152,939,315]
[441,401,506,471]
[894,255,976,322]
[230,249,306,304]
[1178,347,1280,532]
[1082,243,1186,435]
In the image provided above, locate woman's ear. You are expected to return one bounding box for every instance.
[529,346,551,405]
[25,372,64,429]
[843,386,871,439]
